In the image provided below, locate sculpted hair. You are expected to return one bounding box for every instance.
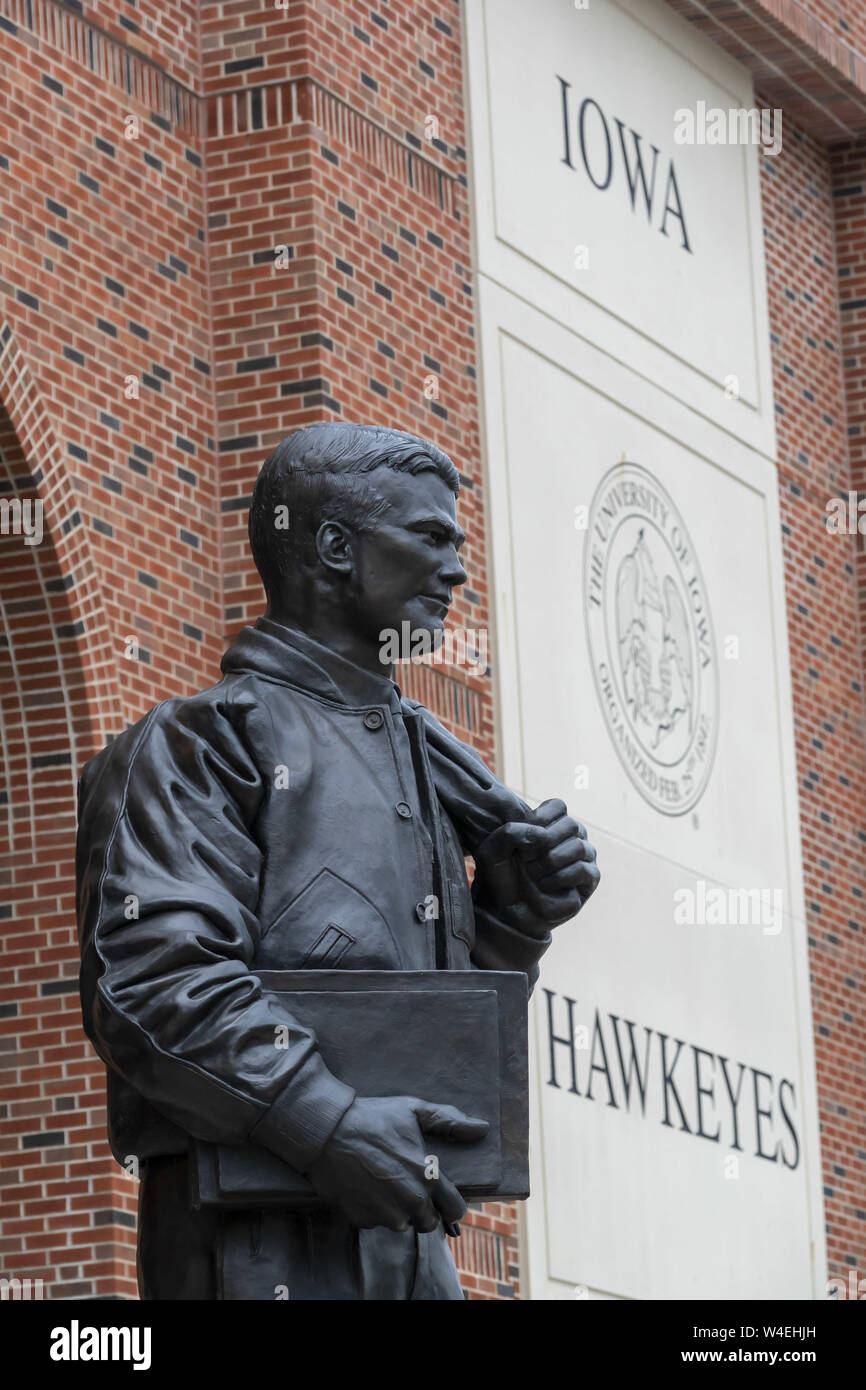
[248,421,460,598]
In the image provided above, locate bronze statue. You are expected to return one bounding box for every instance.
[75,422,600,1300]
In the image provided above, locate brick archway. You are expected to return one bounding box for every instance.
[0,326,137,1299]
[0,324,123,774]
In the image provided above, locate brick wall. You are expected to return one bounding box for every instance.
[0,0,513,1300]
[832,139,866,699]
[756,112,866,1280]
[0,0,214,1300]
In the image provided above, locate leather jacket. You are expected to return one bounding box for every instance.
[75,618,552,1176]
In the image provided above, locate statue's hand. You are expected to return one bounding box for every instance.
[304,1095,488,1232]
[473,798,600,935]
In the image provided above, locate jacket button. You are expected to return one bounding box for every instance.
[395,801,413,819]
[364,710,384,730]
[415,902,429,922]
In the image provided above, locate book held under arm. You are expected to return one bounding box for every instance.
[190,969,529,1209]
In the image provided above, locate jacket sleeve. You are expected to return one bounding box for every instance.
[75,693,355,1173]
[470,889,552,995]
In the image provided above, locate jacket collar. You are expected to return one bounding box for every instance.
[222,618,533,856]
[222,616,404,711]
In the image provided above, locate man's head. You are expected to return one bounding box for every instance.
[248,422,467,649]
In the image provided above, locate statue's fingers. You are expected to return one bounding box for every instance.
[527,798,569,827]
[413,1101,489,1142]
[406,1192,442,1234]
[516,863,583,921]
[529,801,589,842]
[533,860,600,895]
[518,816,589,863]
[477,821,546,866]
[429,1171,467,1228]
[525,836,596,877]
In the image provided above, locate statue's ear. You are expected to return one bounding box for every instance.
[314,520,354,576]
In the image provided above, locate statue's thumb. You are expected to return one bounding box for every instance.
[414,1102,490,1142]
[480,821,544,862]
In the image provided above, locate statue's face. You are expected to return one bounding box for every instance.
[348,466,467,647]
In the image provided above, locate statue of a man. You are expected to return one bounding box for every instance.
[75,422,600,1300]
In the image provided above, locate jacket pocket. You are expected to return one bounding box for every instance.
[302,922,355,967]
[262,867,401,969]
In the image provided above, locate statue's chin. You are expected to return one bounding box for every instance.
[411,595,449,625]
[412,615,447,642]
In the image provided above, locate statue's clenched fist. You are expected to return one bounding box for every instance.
[305,1095,488,1232]
[472,797,600,937]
